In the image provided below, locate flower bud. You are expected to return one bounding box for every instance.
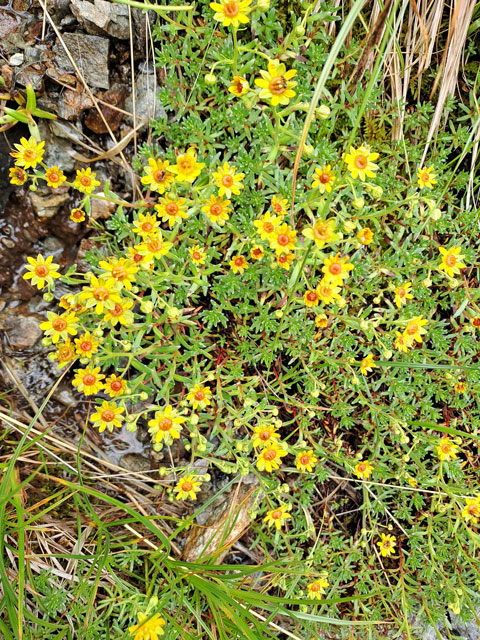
[422,277,432,288]
[41,337,52,347]
[93,328,104,337]
[303,144,314,157]
[257,0,270,9]
[167,306,181,320]
[383,350,393,360]
[316,105,330,119]
[430,208,441,220]
[43,292,54,302]
[140,300,154,314]
[139,391,149,401]
[125,422,137,432]
[344,220,356,233]
[275,310,283,318]
[205,73,217,86]
[294,24,305,36]
[371,185,383,199]
[352,197,364,210]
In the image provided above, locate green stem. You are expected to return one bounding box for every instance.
[232,27,239,74]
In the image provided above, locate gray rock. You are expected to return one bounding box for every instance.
[38,121,79,173]
[119,453,151,472]
[30,192,70,219]
[70,0,130,39]
[125,68,166,129]
[0,313,43,350]
[54,33,109,89]
[9,52,24,66]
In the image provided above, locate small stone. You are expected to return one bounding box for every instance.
[30,192,70,219]
[57,87,94,121]
[125,69,166,129]
[119,453,150,472]
[9,53,24,66]
[90,195,116,220]
[54,33,109,89]
[84,85,126,134]
[0,313,43,350]
[70,0,129,39]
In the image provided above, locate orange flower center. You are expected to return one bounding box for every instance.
[24,149,36,160]
[271,510,282,520]
[235,257,244,266]
[383,540,391,549]
[222,174,234,187]
[310,582,321,592]
[273,203,283,212]
[111,265,127,279]
[102,410,115,422]
[223,0,239,17]
[148,239,162,252]
[194,391,205,401]
[300,455,310,465]
[93,287,110,301]
[182,481,193,492]
[263,221,274,233]
[269,76,286,95]
[35,265,49,277]
[132,253,143,263]
[252,248,262,257]
[49,172,59,183]
[83,374,96,386]
[110,380,123,391]
[445,254,456,267]
[318,173,330,184]
[80,340,92,352]
[472,318,480,327]
[80,176,91,186]
[313,224,329,240]
[357,463,366,472]
[354,154,368,169]
[179,157,195,173]
[278,254,288,263]
[277,233,289,246]
[159,417,173,431]
[166,202,179,215]
[397,288,405,298]
[441,443,451,454]
[52,318,67,331]
[260,430,271,441]
[263,449,277,461]
[407,323,418,335]
[468,504,479,515]
[235,81,243,93]
[192,251,201,261]
[72,210,83,219]
[59,347,73,360]
[110,303,124,317]
[307,291,317,302]
[421,172,430,182]
[142,222,153,232]
[153,169,166,182]
[328,262,342,275]
[210,203,222,216]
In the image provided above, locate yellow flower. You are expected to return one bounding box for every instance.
[403,316,428,346]
[129,612,166,640]
[45,166,66,188]
[251,424,280,448]
[302,218,340,249]
[148,405,186,443]
[74,331,100,359]
[39,311,79,344]
[72,366,105,395]
[253,212,282,240]
[417,166,437,189]
[436,437,459,462]
[470,316,480,329]
[98,257,138,290]
[23,254,61,289]
[136,234,173,261]
[394,282,413,308]
[189,245,207,265]
[228,75,249,96]
[250,245,264,260]
[202,194,231,226]
[264,504,291,530]
[141,158,174,193]
[90,401,125,433]
[394,331,409,353]
[213,162,245,198]
[360,354,376,375]
[170,148,205,183]
[132,212,161,238]
[174,475,203,501]
[104,374,128,398]
[155,193,188,228]
[270,195,288,217]
[277,252,295,270]
[255,60,297,107]
[79,275,122,315]
[74,167,100,194]
[186,384,212,410]
[70,208,86,223]
[354,459,373,479]
[311,165,336,193]
[103,299,135,326]
[256,441,287,472]
[455,381,467,394]
[316,279,341,305]
[269,223,297,254]
[344,145,379,181]
[315,314,328,328]
[307,576,329,600]
[321,254,354,286]
[376,533,396,557]
[9,166,28,185]
[304,289,319,308]
[296,450,318,473]
[53,339,76,369]
[230,255,248,274]
[357,227,373,245]
[462,496,480,524]
[210,0,252,28]
[438,246,466,278]
[10,136,45,169]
